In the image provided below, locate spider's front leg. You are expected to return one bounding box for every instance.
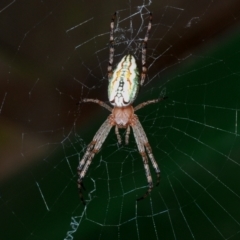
[77,140,97,204]
[137,151,154,201]
[131,116,160,201]
[77,118,112,205]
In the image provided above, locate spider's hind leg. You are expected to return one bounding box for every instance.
[140,13,152,86]
[108,12,116,78]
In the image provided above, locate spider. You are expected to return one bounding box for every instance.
[78,12,166,205]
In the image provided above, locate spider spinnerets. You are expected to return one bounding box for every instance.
[78,12,167,205]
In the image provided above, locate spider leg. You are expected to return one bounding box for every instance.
[83,98,112,112]
[145,142,161,186]
[108,12,116,79]
[140,13,152,86]
[78,118,112,205]
[78,141,95,173]
[132,117,160,201]
[125,126,131,145]
[135,118,161,186]
[132,117,153,201]
[115,126,122,144]
[134,97,167,112]
[137,151,153,201]
[115,125,131,145]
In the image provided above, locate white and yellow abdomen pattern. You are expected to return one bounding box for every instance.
[108,55,139,107]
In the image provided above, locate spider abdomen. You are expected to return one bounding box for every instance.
[108,55,139,107]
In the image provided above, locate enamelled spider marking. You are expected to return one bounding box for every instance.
[78,12,167,205]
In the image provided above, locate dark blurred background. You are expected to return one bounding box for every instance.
[1,0,240,239]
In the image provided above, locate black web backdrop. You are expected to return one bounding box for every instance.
[1,0,240,239]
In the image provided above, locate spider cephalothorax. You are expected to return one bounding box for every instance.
[78,12,166,205]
